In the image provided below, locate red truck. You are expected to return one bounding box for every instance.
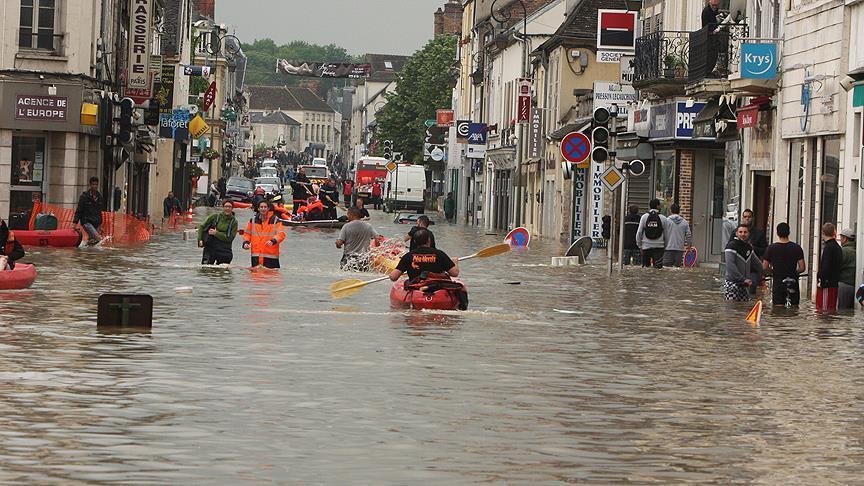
[352,156,388,202]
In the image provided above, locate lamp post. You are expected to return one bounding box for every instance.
[491,0,528,230]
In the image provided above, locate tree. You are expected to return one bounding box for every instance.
[375,35,457,163]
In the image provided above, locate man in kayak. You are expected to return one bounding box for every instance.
[73,176,104,245]
[390,229,459,282]
[319,176,339,220]
[405,215,436,251]
[335,208,381,270]
[290,168,311,215]
[163,191,182,219]
[198,200,239,265]
[0,217,25,270]
[242,201,287,269]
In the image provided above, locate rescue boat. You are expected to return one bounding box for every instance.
[281,220,347,229]
[15,229,83,248]
[389,278,468,310]
[0,264,37,290]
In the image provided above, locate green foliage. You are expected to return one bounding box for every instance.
[375,35,457,163]
[242,39,358,96]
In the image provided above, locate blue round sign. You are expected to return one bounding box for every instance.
[560,132,591,164]
[505,227,530,248]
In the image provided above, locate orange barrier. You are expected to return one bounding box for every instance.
[30,202,151,246]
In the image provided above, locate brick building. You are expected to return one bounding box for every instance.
[434,0,464,36]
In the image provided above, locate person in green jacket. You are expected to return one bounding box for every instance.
[837,227,857,309]
[197,200,239,265]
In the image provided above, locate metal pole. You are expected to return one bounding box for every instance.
[618,168,627,272]
[607,113,618,276]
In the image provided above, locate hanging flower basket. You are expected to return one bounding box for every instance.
[201,149,220,160]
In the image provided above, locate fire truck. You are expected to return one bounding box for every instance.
[352,156,388,201]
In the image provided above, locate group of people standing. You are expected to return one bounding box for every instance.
[622,198,693,268]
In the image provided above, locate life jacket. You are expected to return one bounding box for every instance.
[243,212,286,259]
[305,199,325,214]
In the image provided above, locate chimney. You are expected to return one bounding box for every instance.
[434,1,463,36]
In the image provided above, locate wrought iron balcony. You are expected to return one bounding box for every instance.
[688,23,748,82]
[633,31,690,95]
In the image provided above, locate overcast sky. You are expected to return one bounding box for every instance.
[216,0,449,56]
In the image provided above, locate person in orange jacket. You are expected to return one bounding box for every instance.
[242,200,287,269]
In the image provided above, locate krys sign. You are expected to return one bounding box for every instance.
[741,43,777,79]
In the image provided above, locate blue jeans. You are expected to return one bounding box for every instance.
[82,223,101,242]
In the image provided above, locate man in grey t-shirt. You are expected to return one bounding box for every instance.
[336,208,380,270]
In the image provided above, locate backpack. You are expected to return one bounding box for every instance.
[644,211,664,240]
[34,214,59,231]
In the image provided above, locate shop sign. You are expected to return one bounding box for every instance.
[590,160,605,239]
[528,108,544,159]
[182,65,211,77]
[737,106,758,128]
[466,123,487,159]
[517,78,532,123]
[573,168,586,237]
[127,0,154,90]
[620,55,634,84]
[633,105,649,136]
[741,43,777,79]
[593,81,636,117]
[159,109,189,140]
[596,10,637,52]
[203,81,217,112]
[15,95,68,121]
[456,119,471,142]
[648,103,674,139]
[156,64,175,115]
[675,101,707,138]
[436,109,454,127]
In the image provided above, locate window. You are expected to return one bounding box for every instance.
[305,124,310,141]
[19,0,57,50]
[327,126,331,143]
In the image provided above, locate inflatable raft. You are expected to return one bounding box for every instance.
[0,264,37,290]
[389,279,468,310]
[231,201,252,209]
[15,229,83,248]
[281,220,347,229]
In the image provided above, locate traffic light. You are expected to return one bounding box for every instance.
[118,97,135,146]
[591,107,610,163]
[383,139,393,160]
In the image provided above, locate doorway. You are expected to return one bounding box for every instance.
[9,135,47,228]
[752,173,771,237]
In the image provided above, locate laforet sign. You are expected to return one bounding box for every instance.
[15,95,67,121]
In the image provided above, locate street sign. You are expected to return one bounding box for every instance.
[385,160,398,172]
[505,227,530,248]
[560,131,591,164]
[601,166,624,191]
[424,119,436,128]
[430,146,445,162]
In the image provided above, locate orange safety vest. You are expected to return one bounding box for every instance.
[243,212,286,259]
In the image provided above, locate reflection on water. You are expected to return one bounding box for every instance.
[1,208,863,482]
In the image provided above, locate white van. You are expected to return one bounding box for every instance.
[384,164,426,212]
[311,157,327,167]
[260,159,278,168]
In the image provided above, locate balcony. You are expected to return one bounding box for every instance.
[686,23,748,97]
[633,31,689,97]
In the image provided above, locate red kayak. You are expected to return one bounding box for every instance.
[389,278,468,310]
[0,264,37,290]
[231,201,252,209]
[15,229,83,248]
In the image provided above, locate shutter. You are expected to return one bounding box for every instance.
[626,160,652,212]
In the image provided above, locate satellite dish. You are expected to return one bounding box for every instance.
[628,159,645,176]
[565,236,593,259]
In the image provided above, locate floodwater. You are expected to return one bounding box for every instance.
[1,208,863,483]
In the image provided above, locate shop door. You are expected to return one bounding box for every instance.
[708,157,734,259]
[9,136,47,229]
[752,173,772,236]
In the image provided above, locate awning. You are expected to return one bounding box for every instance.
[548,119,591,141]
[485,147,516,169]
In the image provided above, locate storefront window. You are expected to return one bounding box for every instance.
[820,137,841,226]
[653,152,675,214]
[10,136,46,216]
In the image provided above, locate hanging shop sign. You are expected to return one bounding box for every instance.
[189,114,209,139]
[737,105,759,128]
[528,108,544,160]
[590,160,605,240]
[741,43,777,79]
[203,81,217,112]
[436,109,454,127]
[466,123,487,159]
[572,168,586,238]
[156,65,175,115]
[517,78,532,123]
[182,65,211,77]
[596,10,637,52]
[593,81,636,117]
[15,95,67,121]
[159,109,190,140]
[456,119,471,142]
[126,0,153,90]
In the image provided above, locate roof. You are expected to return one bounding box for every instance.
[537,0,629,53]
[362,53,410,82]
[250,111,301,126]
[248,85,336,113]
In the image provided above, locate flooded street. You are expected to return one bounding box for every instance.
[1,208,863,483]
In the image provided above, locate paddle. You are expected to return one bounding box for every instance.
[330,242,511,299]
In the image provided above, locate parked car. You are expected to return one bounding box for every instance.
[224,177,256,202]
[260,159,278,168]
[255,176,283,196]
[311,157,327,167]
[384,164,426,213]
[299,165,329,185]
[258,167,278,178]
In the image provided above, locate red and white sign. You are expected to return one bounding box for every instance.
[737,106,758,128]
[126,0,154,90]
[597,10,637,51]
[517,78,532,123]
[125,75,153,104]
[436,109,454,127]
[203,81,217,112]
[560,131,591,164]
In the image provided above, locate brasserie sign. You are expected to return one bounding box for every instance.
[126,0,153,90]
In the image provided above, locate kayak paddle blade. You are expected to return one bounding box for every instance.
[330,278,366,299]
[474,243,511,258]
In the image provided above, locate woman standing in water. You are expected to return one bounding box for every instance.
[197,200,239,265]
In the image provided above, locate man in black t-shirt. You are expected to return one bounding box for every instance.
[354,197,371,220]
[390,229,459,281]
[405,215,436,251]
[763,222,806,306]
